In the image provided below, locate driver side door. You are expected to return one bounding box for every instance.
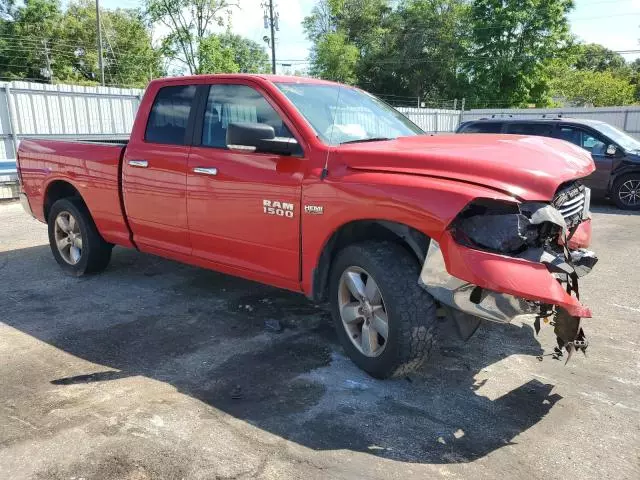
[186,82,306,283]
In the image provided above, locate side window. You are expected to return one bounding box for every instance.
[559,127,606,154]
[506,123,554,136]
[459,122,503,133]
[202,84,294,148]
[145,85,196,145]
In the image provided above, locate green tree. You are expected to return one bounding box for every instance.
[199,32,269,74]
[0,0,64,81]
[60,0,163,86]
[630,58,640,101]
[572,43,628,73]
[0,0,162,86]
[465,0,575,107]
[144,0,238,74]
[364,0,471,102]
[549,69,635,106]
[304,0,392,85]
[310,31,359,83]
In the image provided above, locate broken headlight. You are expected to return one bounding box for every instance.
[450,199,567,254]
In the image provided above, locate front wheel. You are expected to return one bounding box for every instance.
[48,197,112,276]
[612,174,640,210]
[329,241,438,379]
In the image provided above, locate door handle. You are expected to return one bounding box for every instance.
[128,160,148,168]
[193,167,218,176]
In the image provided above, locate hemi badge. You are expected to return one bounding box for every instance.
[304,205,324,215]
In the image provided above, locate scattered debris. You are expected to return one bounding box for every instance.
[231,385,243,400]
[264,319,284,333]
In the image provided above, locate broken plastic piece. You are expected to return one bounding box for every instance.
[570,249,598,277]
[553,308,588,363]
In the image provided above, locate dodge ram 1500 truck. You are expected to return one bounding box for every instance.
[18,74,598,378]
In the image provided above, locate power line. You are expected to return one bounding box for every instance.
[279,48,640,67]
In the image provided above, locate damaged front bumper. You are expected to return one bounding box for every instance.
[419,234,593,322]
[419,195,597,360]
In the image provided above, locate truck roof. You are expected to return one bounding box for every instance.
[150,74,343,87]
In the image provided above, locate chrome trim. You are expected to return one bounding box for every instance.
[561,195,584,208]
[418,240,534,323]
[562,203,585,218]
[582,187,591,219]
[227,144,257,152]
[128,160,148,168]
[193,167,218,176]
[19,192,34,218]
[554,185,587,225]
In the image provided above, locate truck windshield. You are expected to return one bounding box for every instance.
[594,123,640,152]
[275,83,424,145]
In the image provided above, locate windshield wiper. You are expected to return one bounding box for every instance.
[340,137,392,145]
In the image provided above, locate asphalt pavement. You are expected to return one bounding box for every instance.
[0,200,638,479]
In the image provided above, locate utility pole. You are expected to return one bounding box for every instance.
[96,0,105,86]
[262,1,279,74]
[42,39,52,83]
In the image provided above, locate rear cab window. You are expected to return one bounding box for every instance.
[459,122,503,133]
[145,85,197,145]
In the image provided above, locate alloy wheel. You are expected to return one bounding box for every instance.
[618,179,640,207]
[338,266,389,357]
[54,211,83,265]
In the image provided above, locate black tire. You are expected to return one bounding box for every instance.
[47,197,112,276]
[329,241,438,379]
[612,173,640,210]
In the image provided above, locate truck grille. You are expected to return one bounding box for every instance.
[553,182,590,228]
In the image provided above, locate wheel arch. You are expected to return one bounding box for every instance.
[43,179,85,223]
[310,219,430,302]
[610,164,640,190]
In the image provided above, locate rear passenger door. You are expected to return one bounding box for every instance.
[556,125,612,194]
[123,84,196,256]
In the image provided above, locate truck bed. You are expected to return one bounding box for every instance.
[18,138,133,247]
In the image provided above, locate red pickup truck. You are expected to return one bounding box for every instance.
[18,74,597,378]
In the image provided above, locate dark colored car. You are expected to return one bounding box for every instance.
[456,117,640,210]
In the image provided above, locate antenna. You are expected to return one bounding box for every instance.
[321,85,342,180]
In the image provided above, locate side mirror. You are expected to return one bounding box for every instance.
[606,144,617,156]
[226,122,299,156]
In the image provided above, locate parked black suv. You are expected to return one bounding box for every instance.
[456,117,640,210]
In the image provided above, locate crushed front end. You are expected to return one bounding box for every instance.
[419,182,597,362]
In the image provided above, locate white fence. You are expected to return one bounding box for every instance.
[397,107,461,133]
[0,81,143,161]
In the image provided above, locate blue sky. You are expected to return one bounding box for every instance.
[100,0,640,69]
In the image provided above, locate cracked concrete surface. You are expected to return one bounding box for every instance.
[1,200,639,479]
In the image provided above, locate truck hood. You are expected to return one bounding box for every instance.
[335,134,595,200]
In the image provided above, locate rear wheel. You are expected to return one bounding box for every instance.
[329,241,438,379]
[48,197,112,276]
[612,174,640,210]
